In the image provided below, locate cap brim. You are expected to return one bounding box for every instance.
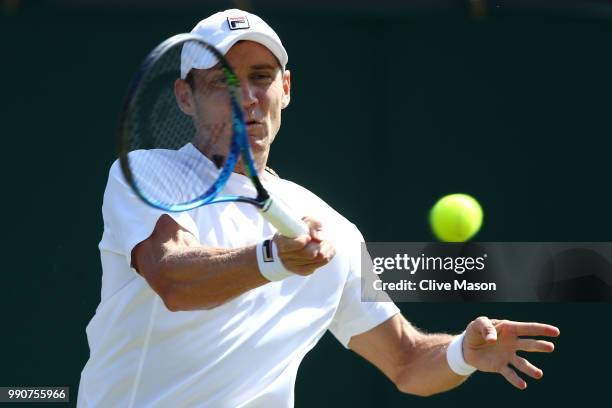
[189,31,287,73]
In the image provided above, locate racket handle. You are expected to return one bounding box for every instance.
[260,197,310,238]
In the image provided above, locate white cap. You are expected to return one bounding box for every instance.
[180,9,288,79]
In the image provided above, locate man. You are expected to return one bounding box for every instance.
[78,9,559,407]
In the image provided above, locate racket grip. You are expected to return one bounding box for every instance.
[260,198,310,238]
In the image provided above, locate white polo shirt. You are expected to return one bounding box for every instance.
[78,145,399,407]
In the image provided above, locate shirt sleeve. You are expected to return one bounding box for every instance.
[102,160,200,267]
[327,225,400,349]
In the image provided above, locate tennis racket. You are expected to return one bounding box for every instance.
[117,33,308,237]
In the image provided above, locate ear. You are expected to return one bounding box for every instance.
[174,78,195,116]
[281,69,291,109]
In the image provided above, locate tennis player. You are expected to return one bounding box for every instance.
[78,9,559,407]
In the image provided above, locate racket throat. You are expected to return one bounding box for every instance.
[252,177,270,206]
[258,192,272,209]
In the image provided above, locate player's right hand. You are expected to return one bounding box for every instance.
[273,216,336,276]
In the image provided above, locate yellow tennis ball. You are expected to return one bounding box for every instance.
[430,194,483,242]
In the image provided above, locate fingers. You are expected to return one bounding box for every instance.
[516,338,555,353]
[302,216,323,242]
[275,216,325,252]
[273,217,336,276]
[505,321,560,337]
[285,249,333,275]
[283,240,335,264]
[468,316,498,344]
[275,233,310,253]
[481,317,498,343]
[500,365,527,390]
[501,356,544,389]
[512,355,543,380]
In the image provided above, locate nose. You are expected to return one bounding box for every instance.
[241,82,258,112]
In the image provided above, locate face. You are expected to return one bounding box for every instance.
[175,41,291,174]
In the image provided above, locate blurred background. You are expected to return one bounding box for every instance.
[1,0,611,406]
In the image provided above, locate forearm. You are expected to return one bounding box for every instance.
[350,315,470,397]
[394,330,468,397]
[353,314,559,397]
[145,244,269,311]
[133,214,332,312]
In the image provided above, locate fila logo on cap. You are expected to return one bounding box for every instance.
[227,16,250,30]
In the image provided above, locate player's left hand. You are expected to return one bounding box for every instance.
[462,316,560,390]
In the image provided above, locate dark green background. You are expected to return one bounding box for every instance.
[1,2,611,406]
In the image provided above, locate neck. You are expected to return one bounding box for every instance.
[234,158,268,179]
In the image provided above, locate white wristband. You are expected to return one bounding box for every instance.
[256,238,294,282]
[446,332,477,376]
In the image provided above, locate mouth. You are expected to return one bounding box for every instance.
[246,120,263,127]
[245,120,265,139]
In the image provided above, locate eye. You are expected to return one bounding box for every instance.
[211,76,228,87]
[251,72,274,84]
[199,74,228,91]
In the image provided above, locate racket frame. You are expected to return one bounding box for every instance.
[118,33,269,212]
